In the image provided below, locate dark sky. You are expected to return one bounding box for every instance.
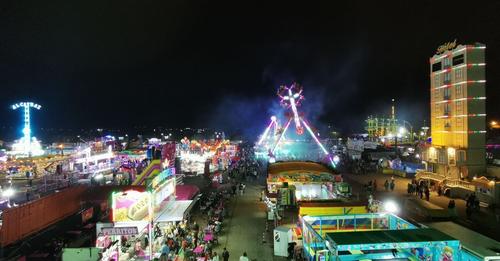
[1,1,499,138]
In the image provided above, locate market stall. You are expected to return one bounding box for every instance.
[95,189,154,261]
[267,162,341,201]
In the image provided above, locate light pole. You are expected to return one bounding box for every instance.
[3,187,15,207]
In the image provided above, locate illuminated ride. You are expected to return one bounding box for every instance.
[256,83,335,167]
[10,102,44,157]
[256,115,282,148]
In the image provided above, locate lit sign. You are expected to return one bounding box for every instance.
[154,179,175,206]
[437,39,457,54]
[101,226,139,236]
[147,167,175,189]
[112,190,152,222]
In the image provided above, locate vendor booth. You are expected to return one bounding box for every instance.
[95,189,154,261]
[299,212,484,261]
[267,162,341,195]
[325,228,461,261]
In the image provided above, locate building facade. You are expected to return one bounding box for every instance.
[424,42,486,180]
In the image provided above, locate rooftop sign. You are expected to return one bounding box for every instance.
[436,39,457,54]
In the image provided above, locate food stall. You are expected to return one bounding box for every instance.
[96,190,153,260]
[148,167,196,258]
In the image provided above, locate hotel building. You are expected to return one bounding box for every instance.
[424,42,486,180]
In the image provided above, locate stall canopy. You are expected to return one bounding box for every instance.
[155,200,194,222]
[326,228,459,251]
[176,185,200,200]
[267,161,340,184]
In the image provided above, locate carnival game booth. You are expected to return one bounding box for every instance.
[301,213,417,261]
[267,161,341,202]
[324,228,461,261]
[286,200,368,243]
[96,189,154,261]
[300,212,484,261]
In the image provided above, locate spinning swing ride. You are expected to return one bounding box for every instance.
[256,83,335,167]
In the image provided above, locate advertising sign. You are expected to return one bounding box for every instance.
[147,167,175,189]
[101,226,139,236]
[112,190,152,222]
[154,178,176,206]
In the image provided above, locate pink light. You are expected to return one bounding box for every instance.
[257,120,274,146]
[301,119,328,155]
[272,118,292,154]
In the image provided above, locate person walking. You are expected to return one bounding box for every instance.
[373,179,377,192]
[212,252,220,261]
[390,180,395,192]
[222,248,229,261]
[239,252,249,261]
[384,180,389,191]
[424,186,430,201]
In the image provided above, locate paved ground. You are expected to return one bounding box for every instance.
[343,172,500,241]
[191,175,287,261]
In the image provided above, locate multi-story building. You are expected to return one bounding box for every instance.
[424,42,486,180]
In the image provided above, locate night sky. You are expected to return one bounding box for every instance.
[1,1,499,139]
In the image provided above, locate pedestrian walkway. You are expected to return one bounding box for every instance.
[203,180,286,261]
[344,172,500,241]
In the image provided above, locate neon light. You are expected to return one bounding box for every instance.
[432,63,486,75]
[436,114,486,119]
[257,119,274,146]
[433,80,486,90]
[271,118,291,154]
[278,83,304,135]
[433,46,486,61]
[301,119,335,167]
[436,130,486,134]
[434,96,486,104]
[10,102,43,157]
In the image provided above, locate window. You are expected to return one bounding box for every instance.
[438,150,446,164]
[456,100,463,114]
[434,75,441,86]
[433,90,440,101]
[455,84,463,98]
[444,103,450,115]
[432,62,442,72]
[458,150,466,162]
[454,68,463,81]
[443,57,451,67]
[452,54,464,66]
[444,87,451,99]
[444,72,451,83]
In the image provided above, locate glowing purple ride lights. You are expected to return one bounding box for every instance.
[278,82,304,135]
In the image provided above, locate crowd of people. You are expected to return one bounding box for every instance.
[153,190,229,261]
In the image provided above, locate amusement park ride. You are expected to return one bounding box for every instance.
[257,83,335,167]
[10,102,44,157]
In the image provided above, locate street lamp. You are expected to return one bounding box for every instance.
[3,188,15,206]
[383,200,399,214]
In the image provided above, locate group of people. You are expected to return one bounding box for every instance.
[227,147,260,180]
[364,177,395,193]
[155,217,225,261]
[407,179,431,201]
[465,192,480,219]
